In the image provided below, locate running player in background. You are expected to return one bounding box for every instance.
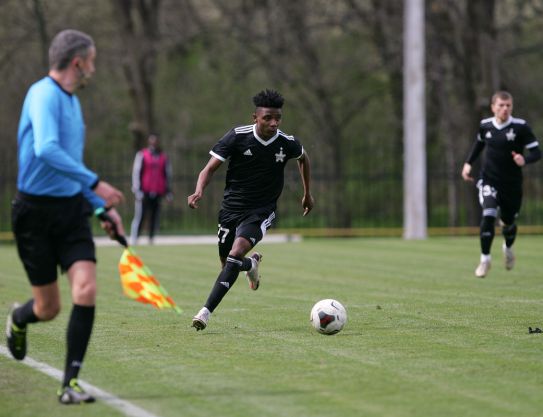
[462,91,541,278]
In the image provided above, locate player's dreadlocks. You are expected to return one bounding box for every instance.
[252,89,284,109]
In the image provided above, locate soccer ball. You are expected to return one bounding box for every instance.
[310,299,347,335]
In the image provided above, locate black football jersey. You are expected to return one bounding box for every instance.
[467,116,539,184]
[210,124,304,212]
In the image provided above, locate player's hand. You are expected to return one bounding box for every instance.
[188,192,202,209]
[302,193,314,216]
[512,151,526,166]
[95,181,124,207]
[99,208,125,239]
[461,163,474,182]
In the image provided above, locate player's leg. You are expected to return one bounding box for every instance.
[238,212,275,290]
[7,195,59,360]
[129,195,144,245]
[202,236,253,312]
[210,211,274,299]
[476,182,498,277]
[56,260,96,404]
[56,196,97,404]
[6,283,60,360]
[192,217,242,330]
[148,195,161,244]
[499,187,521,270]
[218,211,275,293]
[192,216,237,331]
[192,211,272,330]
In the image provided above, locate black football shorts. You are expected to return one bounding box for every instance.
[217,207,276,258]
[477,179,522,225]
[11,192,96,286]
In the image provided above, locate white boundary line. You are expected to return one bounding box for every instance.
[94,233,302,246]
[0,345,161,417]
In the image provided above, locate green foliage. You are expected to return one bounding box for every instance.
[2,0,543,233]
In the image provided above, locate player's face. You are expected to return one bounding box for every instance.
[75,46,96,89]
[253,107,282,139]
[491,98,513,123]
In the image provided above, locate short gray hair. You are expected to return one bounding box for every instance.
[491,90,513,104]
[49,29,94,70]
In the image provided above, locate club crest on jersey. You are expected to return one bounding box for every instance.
[275,147,286,162]
[506,128,516,141]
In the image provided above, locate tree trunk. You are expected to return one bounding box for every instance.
[462,0,498,225]
[111,0,161,150]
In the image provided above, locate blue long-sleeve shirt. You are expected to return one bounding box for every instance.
[17,76,104,209]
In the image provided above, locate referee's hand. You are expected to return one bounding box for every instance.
[100,208,125,240]
[95,181,124,207]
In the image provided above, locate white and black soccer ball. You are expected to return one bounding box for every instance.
[310,299,347,335]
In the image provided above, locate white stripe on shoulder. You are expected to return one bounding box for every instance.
[234,124,254,134]
[526,141,539,149]
[480,117,493,124]
[209,150,226,162]
[512,117,527,125]
[295,146,304,159]
[278,130,295,141]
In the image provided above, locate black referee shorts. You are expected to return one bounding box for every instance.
[11,192,96,286]
[217,207,276,258]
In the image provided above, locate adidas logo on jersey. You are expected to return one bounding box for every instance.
[485,131,492,138]
[243,149,253,156]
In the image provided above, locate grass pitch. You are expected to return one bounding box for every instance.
[0,236,542,417]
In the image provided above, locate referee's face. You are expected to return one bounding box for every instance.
[254,107,282,139]
[491,98,513,124]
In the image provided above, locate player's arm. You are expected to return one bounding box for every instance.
[513,126,541,166]
[462,138,485,182]
[165,155,174,201]
[524,144,542,164]
[297,151,314,216]
[512,144,541,166]
[187,156,222,209]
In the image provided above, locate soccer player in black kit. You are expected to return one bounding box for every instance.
[462,91,541,278]
[187,89,314,330]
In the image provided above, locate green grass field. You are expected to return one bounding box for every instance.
[1,236,542,417]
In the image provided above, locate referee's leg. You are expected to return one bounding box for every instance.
[62,261,96,388]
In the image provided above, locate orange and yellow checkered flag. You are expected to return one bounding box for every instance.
[118,247,181,313]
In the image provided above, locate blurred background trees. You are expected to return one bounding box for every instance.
[1,0,542,235]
